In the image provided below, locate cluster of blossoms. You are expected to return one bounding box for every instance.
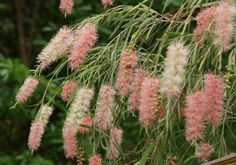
[95,85,115,130]
[69,23,97,70]
[160,42,189,97]
[213,1,236,50]
[108,128,123,160]
[139,77,160,128]
[89,155,102,165]
[61,80,76,101]
[196,143,214,163]
[128,69,148,112]
[59,0,74,15]
[28,105,54,151]
[116,49,138,96]
[63,88,94,158]
[193,2,236,50]
[193,6,216,41]
[37,26,73,69]
[15,76,39,103]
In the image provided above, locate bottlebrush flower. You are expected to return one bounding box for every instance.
[28,105,54,151]
[139,77,159,128]
[128,69,148,112]
[62,125,77,158]
[185,91,205,142]
[63,88,94,158]
[116,49,138,96]
[59,0,73,15]
[95,85,114,130]
[205,73,224,126]
[69,23,97,70]
[28,121,44,151]
[61,80,76,101]
[79,115,93,134]
[160,42,189,97]
[109,128,123,160]
[37,26,73,69]
[35,105,54,127]
[196,143,214,163]
[193,6,216,41]
[15,76,39,103]
[101,0,113,7]
[213,1,236,51]
[89,155,102,165]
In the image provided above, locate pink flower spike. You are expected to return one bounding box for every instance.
[15,76,39,103]
[61,80,76,101]
[196,143,214,163]
[128,69,148,112]
[109,128,123,160]
[59,0,73,15]
[205,73,224,126]
[62,125,77,158]
[28,121,44,151]
[213,1,236,51]
[185,91,205,142]
[95,85,115,130]
[101,0,113,7]
[193,6,216,41]
[79,115,93,134]
[69,23,97,70]
[139,77,159,128]
[116,49,138,96]
[89,155,102,165]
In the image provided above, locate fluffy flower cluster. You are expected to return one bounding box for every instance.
[28,105,54,151]
[139,77,159,128]
[116,49,138,96]
[196,143,214,163]
[69,23,97,70]
[101,0,113,7]
[28,121,43,151]
[185,91,205,142]
[60,0,73,15]
[89,155,102,165]
[63,88,94,158]
[61,80,76,101]
[214,1,236,51]
[95,85,114,130]
[160,42,189,97]
[79,115,93,134]
[205,73,224,126]
[62,126,77,158]
[128,69,148,112]
[109,128,123,160]
[193,6,216,41]
[37,26,73,69]
[15,76,39,103]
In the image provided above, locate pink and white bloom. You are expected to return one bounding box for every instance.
[101,0,113,7]
[116,49,138,96]
[62,125,77,158]
[214,1,236,51]
[109,128,123,160]
[16,76,38,103]
[205,73,224,126]
[79,115,93,134]
[185,91,205,142]
[196,143,214,163]
[139,77,159,128]
[61,80,76,101]
[59,0,74,15]
[128,69,148,112]
[37,26,73,69]
[160,42,189,97]
[28,121,44,151]
[89,155,102,165]
[69,23,97,70]
[95,85,114,130]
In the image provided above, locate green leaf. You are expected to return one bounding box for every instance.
[139,143,155,165]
